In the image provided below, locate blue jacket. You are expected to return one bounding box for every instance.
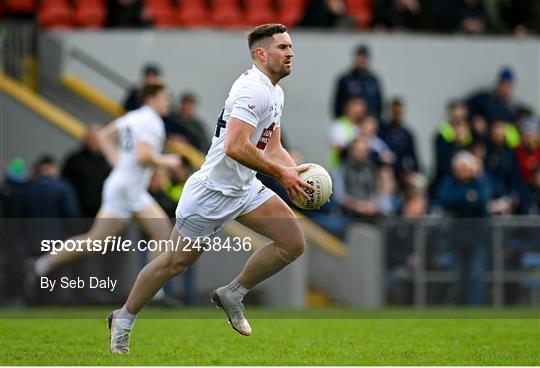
[467,90,515,124]
[15,175,80,218]
[334,68,383,119]
[380,122,420,176]
[436,174,493,218]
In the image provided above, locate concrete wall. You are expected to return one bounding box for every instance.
[1,92,79,175]
[41,30,540,172]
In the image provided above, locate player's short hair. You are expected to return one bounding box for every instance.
[141,83,165,102]
[247,23,287,58]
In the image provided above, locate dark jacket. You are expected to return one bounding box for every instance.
[381,122,420,176]
[334,68,383,119]
[15,175,80,218]
[164,114,210,153]
[436,174,492,218]
[62,147,111,217]
[467,90,515,124]
[123,87,141,112]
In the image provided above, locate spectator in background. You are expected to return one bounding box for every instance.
[333,45,383,119]
[467,67,517,126]
[164,93,210,153]
[380,98,420,185]
[298,0,355,29]
[360,115,395,166]
[0,158,28,217]
[333,137,379,218]
[434,101,473,187]
[373,0,433,30]
[106,0,150,28]
[515,117,540,184]
[436,151,492,305]
[439,0,490,33]
[499,0,540,35]
[147,167,177,218]
[485,120,522,209]
[15,155,80,218]
[377,166,400,215]
[522,168,540,214]
[329,96,367,168]
[62,126,111,218]
[123,63,162,112]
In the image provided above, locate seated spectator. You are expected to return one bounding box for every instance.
[439,0,490,33]
[466,67,517,127]
[15,155,80,218]
[333,137,379,218]
[433,101,473,186]
[380,97,420,184]
[0,158,28,218]
[499,0,540,35]
[515,117,540,184]
[106,0,150,28]
[436,151,492,305]
[328,96,367,167]
[333,45,383,119]
[485,120,522,207]
[360,115,395,165]
[298,0,355,29]
[123,63,162,112]
[61,125,111,218]
[373,0,433,30]
[164,93,210,153]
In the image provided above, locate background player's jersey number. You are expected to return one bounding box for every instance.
[120,126,134,151]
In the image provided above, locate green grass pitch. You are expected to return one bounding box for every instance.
[1,307,539,365]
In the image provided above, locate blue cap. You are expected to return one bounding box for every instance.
[498,67,514,83]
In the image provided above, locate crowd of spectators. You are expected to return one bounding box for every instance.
[2,47,539,305]
[3,0,540,36]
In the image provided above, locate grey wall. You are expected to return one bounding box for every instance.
[43,30,540,173]
[1,92,79,176]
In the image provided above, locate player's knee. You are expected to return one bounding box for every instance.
[161,253,191,277]
[277,236,305,263]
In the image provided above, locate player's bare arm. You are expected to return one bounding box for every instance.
[98,121,119,166]
[136,141,180,170]
[263,127,296,167]
[224,118,314,202]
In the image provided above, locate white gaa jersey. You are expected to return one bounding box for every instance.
[197,65,284,196]
[109,105,165,190]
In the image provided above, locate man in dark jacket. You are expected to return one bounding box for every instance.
[467,67,516,125]
[380,98,420,184]
[436,151,493,305]
[123,64,162,112]
[333,45,383,119]
[62,126,111,217]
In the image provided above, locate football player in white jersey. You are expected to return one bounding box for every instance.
[108,24,314,353]
[34,83,181,277]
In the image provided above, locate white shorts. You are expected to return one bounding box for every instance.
[175,174,276,238]
[101,176,154,218]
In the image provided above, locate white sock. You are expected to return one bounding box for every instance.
[225,280,248,303]
[116,306,137,330]
[34,256,51,277]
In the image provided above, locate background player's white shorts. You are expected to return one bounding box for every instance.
[175,174,276,238]
[101,176,154,218]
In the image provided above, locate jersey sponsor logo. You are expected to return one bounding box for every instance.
[256,122,276,150]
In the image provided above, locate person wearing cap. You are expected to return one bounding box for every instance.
[123,63,163,112]
[0,157,29,217]
[515,116,540,183]
[333,44,383,119]
[467,67,517,125]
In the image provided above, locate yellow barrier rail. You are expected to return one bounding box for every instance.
[1,73,86,140]
[61,74,125,117]
[59,73,348,259]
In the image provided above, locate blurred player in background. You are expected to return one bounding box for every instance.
[108,23,315,353]
[34,83,180,278]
